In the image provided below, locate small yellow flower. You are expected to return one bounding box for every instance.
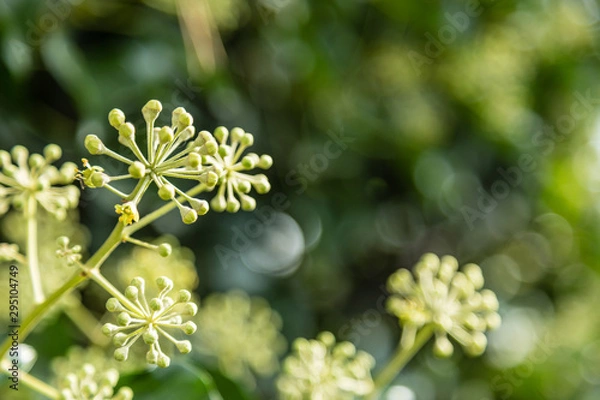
[114,202,139,225]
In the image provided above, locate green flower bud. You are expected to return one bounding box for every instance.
[109,109,126,129]
[128,161,146,179]
[433,336,454,358]
[102,323,119,336]
[106,298,122,312]
[57,236,70,247]
[158,243,172,257]
[237,180,251,193]
[131,277,145,289]
[125,286,139,301]
[117,312,131,326]
[214,126,228,143]
[182,321,197,335]
[28,154,43,169]
[83,135,106,155]
[90,172,109,188]
[158,183,175,200]
[178,112,193,128]
[176,340,192,354]
[218,145,229,157]
[114,347,129,362]
[187,152,202,168]
[183,302,198,316]
[115,387,134,400]
[203,139,218,155]
[142,99,162,123]
[465,332,487,356]
[226,197,240,213]
[158,126,174,144]
[143,328,159,345]
[463,263,484,290]
[44,144,62,161]
[146,348,158,364]
[258,155,273,169]
[241,133,254,146]
[486,312,502,330]
[113,333,128,347]
[180,206,198,224]
[240,195,256,211]
[254,175,271,194]
[118,123,135,139]
[189,198,209,215]
[157,354,171,368]
[242,153,259,169]
[178,290,192,302]
[230,127,245,142]
[149,298,163,311]
[11,146,28,165]
[156,276,173,290]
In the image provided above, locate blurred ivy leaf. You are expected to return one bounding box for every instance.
[206,368,255,400]
[120,363,223,400]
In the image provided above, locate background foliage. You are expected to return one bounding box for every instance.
[2,0,600,399]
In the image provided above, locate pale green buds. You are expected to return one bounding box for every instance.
[180,206,198,224]
[386,254,501,358]
[102,276,199,368]
[0,144,79,219]
[108,108,126,129]
[277,331,374,399]
[158,126,174,144]
[118,122,135,139]
[57,364,132,400]
[80,100,273,226]
[128,161,146,179]
[158,183,175,200]
[142,99,162,123]
[158,243,172,257]
[44,144,62,161]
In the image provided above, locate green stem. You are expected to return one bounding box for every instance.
[88,269,143,315]
[26,195,44,304]
[0,223,125,359]
[0,182,206,360]
[1,360,58,399]
[124,183,207,234]
[367,325,434,400]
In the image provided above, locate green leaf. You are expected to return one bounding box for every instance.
[120,363,223,400]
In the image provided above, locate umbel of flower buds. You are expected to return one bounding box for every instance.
[58,363,133,400]
[0,144,79,219]
[277,331,375,399]
[386,253,501,357]
[102,276,198,368]
[80,100,273,225]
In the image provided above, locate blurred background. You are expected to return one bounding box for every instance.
[2,0,600,399]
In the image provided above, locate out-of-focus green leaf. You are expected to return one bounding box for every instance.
[120,363,223,400]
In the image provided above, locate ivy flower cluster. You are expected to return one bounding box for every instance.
[386,253,501,357]
[0,144,78,219]
[194,291,286,385]
[58,363,133,400]
[102,276,198,368]
[81,100,272,225]
[277,331,375,400]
